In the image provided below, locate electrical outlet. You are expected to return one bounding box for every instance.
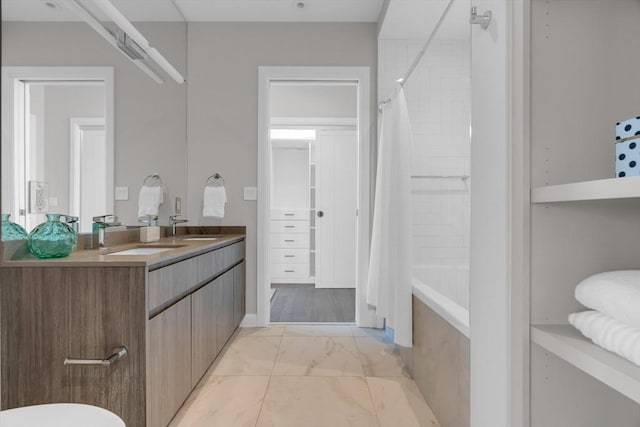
[244,187,257,201]
[115,186,129,201]
[29,181,49,214]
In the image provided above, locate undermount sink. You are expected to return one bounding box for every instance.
[106,245,186,256]
[182,237,219,241]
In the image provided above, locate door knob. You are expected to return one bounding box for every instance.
[317,211,324,218]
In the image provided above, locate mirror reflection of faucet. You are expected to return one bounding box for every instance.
[60,215,79,233]
[92,214,122,248]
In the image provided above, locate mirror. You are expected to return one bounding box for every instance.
[1,67,114,234]
[1,0,188,234]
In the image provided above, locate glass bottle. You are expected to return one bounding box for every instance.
[1,213,28,241]
[27,213,77,258]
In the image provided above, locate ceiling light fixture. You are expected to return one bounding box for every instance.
[88,0,185,84]
[44,2,58,9]
[296,1,305,9]
[61,0,164,83]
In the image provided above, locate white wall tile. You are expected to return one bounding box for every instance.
[379,39,471,269]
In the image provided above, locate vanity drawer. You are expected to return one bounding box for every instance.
[148,240,245,315]
[271,220,309,233]
[271,209,309,220]
[271,234,310,249]
[271,248,309,264]
[272,263,310,279]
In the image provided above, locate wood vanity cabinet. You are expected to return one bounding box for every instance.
[1,237,246,427]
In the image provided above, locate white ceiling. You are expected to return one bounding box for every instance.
[378,0,470,40]
[1,0,385,22]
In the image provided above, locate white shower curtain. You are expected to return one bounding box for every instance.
[366,86,414,347]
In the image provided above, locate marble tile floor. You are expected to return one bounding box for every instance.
[169,324,440,427]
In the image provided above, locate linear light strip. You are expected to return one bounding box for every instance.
[89,0,185,83]
[63,0,164,84]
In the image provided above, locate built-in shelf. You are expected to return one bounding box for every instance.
[532,176,640,203]
[531,324,640,404]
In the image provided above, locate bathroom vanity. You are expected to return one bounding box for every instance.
[0,232,246,427]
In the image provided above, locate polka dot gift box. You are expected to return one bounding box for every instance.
[615,116,640,177]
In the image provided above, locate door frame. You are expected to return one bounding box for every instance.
[256,66,376,327]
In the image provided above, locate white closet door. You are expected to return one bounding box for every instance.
[315,129,357,289]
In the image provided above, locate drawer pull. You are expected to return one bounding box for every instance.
[285,226,295,228]
[64,346,128,367]
[284,240,295,242]
[284,255,295,258]
[285,270,295,273]
[284,213,295,216]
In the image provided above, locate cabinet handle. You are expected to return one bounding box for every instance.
[64,346,128,367]
[284,240,295,242]
[284,213,295,216]
[285,226,295,228]
[284,255,295,258]
[285,270,295,273]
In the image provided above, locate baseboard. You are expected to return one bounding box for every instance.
[240,313,257,327]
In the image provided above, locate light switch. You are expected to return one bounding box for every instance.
[243,186,257,201]
[115,186,129,201]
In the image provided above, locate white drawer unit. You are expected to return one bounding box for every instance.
[271,220,310,234]
[271,209,309,220]
[272,248,309,264]
[271,233,310,249]
[272,263,310,279]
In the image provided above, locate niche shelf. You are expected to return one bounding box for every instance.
[532,176,640,203]
[531,324,640,404]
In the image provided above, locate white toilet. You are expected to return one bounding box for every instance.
[0,403,125,427]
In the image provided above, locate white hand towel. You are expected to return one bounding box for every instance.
[569,310,640,366]
[575,270,640,329]
[138,186,163,217]
[203,186,227,218]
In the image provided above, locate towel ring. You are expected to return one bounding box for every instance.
[142,173,163,188]
[206,173,225,188]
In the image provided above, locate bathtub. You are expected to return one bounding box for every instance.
[412,265,470,338]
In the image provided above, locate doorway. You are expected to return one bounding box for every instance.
[257,66,376,327]
[1,66,114,234]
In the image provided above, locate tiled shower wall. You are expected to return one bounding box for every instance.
[379,39,471,268]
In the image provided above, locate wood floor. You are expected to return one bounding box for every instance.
[270,284,355,322]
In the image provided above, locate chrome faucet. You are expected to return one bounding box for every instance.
[92,214,122,248]
[169,214,188,237]
[60,215,79,233]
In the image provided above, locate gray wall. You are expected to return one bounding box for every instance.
[2,21,377,317]
[2,22,188,227]
[185,22,377,315]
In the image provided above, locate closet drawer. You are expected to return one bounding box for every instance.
[271,209,309,220]
[271,220,309,233]
[272,248,309,264]
[272,263,310,279]
[271,233,310,249]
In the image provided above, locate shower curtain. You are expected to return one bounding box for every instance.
[366,86,414,347]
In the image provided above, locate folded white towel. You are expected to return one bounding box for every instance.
[203,186,227,218]
[569,310,640,366]
[138,186,163,217]
[575,270,640,329]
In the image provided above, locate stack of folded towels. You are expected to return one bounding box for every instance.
[569,270,640,366]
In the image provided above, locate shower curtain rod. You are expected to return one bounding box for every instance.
[378,0,457,110]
